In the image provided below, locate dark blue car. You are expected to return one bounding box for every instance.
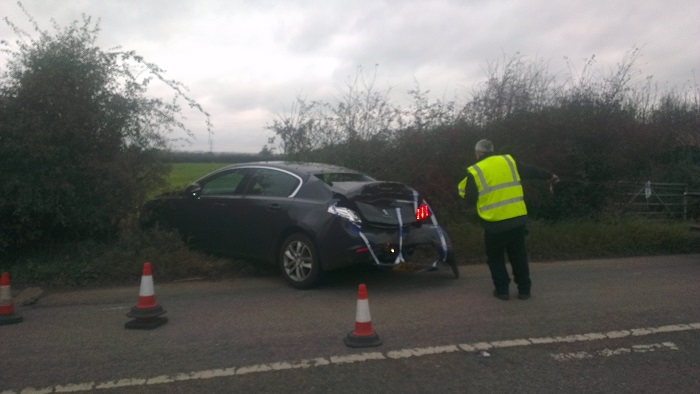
[141,161,458,288]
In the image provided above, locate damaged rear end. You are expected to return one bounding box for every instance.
[328,181,457,276]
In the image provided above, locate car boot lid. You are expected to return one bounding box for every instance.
[331,181,420,226]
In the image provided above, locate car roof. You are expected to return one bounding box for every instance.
[214,161,363,177]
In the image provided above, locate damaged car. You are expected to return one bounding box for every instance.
[141,161,459,289]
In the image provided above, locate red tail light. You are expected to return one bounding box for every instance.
[416,202,431,221]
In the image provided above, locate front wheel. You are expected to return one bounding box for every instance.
[279,233,322,289]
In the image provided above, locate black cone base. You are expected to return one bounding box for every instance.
[127,305,165,319]
[344,331,382,348]
[124,316,168,330]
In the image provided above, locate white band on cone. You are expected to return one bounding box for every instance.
[139,276,155,296]
[355,299,371,323]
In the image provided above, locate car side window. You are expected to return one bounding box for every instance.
[200,169,248,196]
[246,168,300,197]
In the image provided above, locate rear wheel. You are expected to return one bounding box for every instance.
[279,234,322,289]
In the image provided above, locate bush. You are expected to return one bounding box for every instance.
[267,52,699,222]
[0,9,210,254]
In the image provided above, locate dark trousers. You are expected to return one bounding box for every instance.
[484,226,531,295]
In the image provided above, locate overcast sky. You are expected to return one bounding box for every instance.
[2,0,698,153]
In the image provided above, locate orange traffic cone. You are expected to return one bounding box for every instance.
[0,272,23,325]
[344,284,382,348]
[125,262,167,330]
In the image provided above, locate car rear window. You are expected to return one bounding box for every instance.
[314,172,374,185]
[247,168,301,197]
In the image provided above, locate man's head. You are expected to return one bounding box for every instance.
[474,139,493,159]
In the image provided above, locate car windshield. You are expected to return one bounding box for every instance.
[314,172,374,185]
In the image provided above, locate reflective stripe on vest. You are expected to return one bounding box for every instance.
[471,155,521,197]
[467,154,527,221]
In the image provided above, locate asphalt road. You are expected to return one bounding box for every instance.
[1,254,699,393]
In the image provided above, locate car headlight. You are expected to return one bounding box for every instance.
[328,204,362,225]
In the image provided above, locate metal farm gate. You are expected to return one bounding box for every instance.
[685,191,700,230]
[616,181,689,220]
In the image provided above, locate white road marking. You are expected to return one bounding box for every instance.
[329,352,385,364]
[551,341,679,361]
[387,345,460,359]
[2,322,698,394]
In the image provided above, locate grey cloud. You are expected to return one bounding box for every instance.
[3,0,697,153]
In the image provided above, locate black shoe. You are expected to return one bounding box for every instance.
[493,290,509,300]
[518,293,531,300]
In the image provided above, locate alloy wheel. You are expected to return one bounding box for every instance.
[283,240,313,282]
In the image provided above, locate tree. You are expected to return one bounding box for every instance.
[265,65,403,161]
[0,7,211,253]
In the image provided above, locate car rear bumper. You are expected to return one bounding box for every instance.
[317,219,453,271]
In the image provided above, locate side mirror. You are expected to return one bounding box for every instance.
[185,183,202,198]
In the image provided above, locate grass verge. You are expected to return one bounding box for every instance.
[447,218,700,263]
[3,218,699,289]
[4,224,272,289]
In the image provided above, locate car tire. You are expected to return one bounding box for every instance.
[279,233,322,289]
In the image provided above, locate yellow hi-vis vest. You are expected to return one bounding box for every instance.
[459,154,527,222]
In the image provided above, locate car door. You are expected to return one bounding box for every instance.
[187,168,252,254]
[234,167,302,261]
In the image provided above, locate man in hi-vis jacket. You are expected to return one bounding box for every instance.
[458,139,559,300]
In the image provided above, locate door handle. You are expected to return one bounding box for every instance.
[266,203,281,212]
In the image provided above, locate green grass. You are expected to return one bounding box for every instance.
[446,218,700,264]
[167,162,231,189]
[149,162,230,197]
[7,224,271,288]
